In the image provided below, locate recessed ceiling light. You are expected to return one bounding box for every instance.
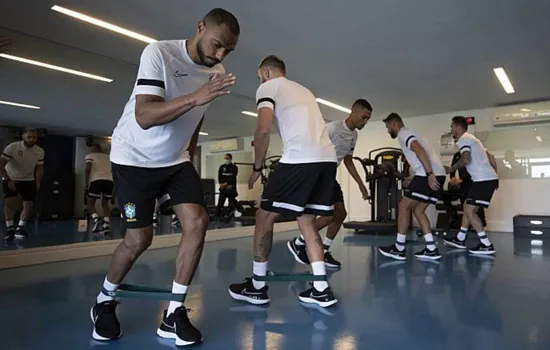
[536,136,543,142]
[199,132,209,136]
[242,111,258,117]
[493,67,515,94]
[316,98,351,113]
[0,53,113,82]
[51,5,157,44]
[0,100,40,110]
[521,108,531,112]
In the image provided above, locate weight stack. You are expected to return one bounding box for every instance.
[513,215,550,239]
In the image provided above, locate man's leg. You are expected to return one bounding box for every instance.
[412,201,441,259]
[216,192,227,217]
[464,203,495,254]
[15,181,37,238]
[101,197,111,231]
[3,194,17,241]
[378,197,415,260]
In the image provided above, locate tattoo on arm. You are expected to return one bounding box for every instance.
[254,230,273,262]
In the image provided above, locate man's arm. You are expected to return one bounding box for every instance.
[0,157,10,180]
[187,117,204,160]
[218,164,224,183]
[85,160,92,187]
[253,107,272,170]
[343,155,365,189]
[409,141,434,174]
[450,151,471,172]
[486,150,498,172]
[35,164,44,188]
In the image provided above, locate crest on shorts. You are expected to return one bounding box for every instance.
[124,202,136,222]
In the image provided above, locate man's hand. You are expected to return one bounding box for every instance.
[428,173,440,191]
[449,177,462,186]
[7,180,16,191]
[445,166,452,174]
[359,183,369,200]
[192,73,236,106]
[0,37,13,53]
[248,171,261,189]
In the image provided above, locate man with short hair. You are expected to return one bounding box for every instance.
[287,99,372,269]
[0,128,44,241]
[85,144,113,233]
[216,153,242,218]
[378,113,446,260]
[90,8,239,346]
[229,55,339,308]
[444,116,498,255]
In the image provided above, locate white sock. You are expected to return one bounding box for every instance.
[18,220,26,228]
[295,235,306,246]
[103,217,110,223]
[395,233,407,251]
[477,231,491,246]
[96,277,119,304]
[167,281,188,315]
[311,261,329,291]
[424,233,436,251]
[92,213,99,220]
[323,237,333,251]
[457,227,468,241]
[252,261,267,289]
[6,220,13,228]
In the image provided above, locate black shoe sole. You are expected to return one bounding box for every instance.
[156,328,202,347]
[378,247,406,261]
[228,289,270,305]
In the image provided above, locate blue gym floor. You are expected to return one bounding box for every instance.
[1,229,549,349]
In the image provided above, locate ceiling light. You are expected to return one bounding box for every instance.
[242,111,258,117]
[536,136,543,142]
[0,100,40,110]
[0,53,113,82]
[521,108,531,112]
[316,98,351,113]
[51,5,157,44]
[199,132,209,136]
[493,67,515,94]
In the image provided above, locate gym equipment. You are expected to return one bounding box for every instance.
[102,284,186,302]
[253,271,327,282]
[343,147,409,234]
[513,214,550,239]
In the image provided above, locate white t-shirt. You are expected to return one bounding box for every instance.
[457,132,498,182]
[397,128,445,176]
[85,152,113,183]
[1,141,44,181]
[327,120,357,166]
[256,77,336,164]
[110,40,225,168]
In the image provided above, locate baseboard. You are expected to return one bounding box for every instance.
[0,221,299,270]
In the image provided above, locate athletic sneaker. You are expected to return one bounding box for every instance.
[4,227,15,241]
[153,216,159,227]
[90,301,121,341]
[414,248,442,260]
[157,307,202,347]
[443,235,467,249]
[101,222,110,233]
[92,219,102,233]
[15,227,28,239]
[228,278,270,305]
[469,243,496,255]
[298,286,338,308]
[378,245,406,261]
[324,251,341,269]
[287,239,309,265]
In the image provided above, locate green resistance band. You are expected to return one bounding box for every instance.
[102,284,186,302]
[253,271,327,282]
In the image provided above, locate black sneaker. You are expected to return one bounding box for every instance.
[228,278,270,305]
[469,243,496,255]
[298,286,338,308]
[443,235,466,249]
[324,251,341,269]
[15,227,28,239]
[414,247,442,260]
[90,301,122,341]
[4,227,15,241]
[157,307,202,347]
[171,215,180,226]
[287,239,309,265]
[153,216,159,227]
[91,219,102,233]
[100,222,110,233]
[378,244,406,261]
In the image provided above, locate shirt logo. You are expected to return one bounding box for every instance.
[124,202,137,222]
[174,70,188,77]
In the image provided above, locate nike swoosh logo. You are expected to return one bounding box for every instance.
[311,293,328,298]
[174,70,188,77]
[243,288,263,296]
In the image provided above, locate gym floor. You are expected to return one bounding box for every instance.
[1,230,548,349]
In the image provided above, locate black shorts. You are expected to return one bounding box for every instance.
[88,180,114,199]
[2,180,37,201]
[466,180,499,208]
[404,175,446,204]
[112,161,205,229]
[261,162,336,217]
[333,180,344,203]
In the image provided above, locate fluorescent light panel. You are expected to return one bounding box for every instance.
[536,136,543,142]
[0,100,40,110]
[199,132,209,136]
[0,53,113,82]
[521,108,531,112]
[51,5,157,44]
[493,67,515,94]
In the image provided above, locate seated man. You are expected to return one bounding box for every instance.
[229,55,338,307]
[378,113,446,260]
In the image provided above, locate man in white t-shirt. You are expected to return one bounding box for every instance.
[85,144,113,233]
[90,8,239,347]
[287,99,372,269]
[0,128,44,241]
[378,113,446,261]
[444,116,499,255]
[229,55,339,308]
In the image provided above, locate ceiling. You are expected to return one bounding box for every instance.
[1,0,549,140]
